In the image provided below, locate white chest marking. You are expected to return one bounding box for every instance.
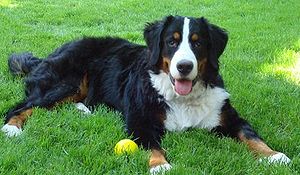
[149,71,229,132]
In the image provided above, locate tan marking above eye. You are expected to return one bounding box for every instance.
[173,32,180,40]
[191,34,199,41]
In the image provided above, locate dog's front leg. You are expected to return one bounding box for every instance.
[149,148,172,175]
[213,100,291,164]
[125,109,172,174]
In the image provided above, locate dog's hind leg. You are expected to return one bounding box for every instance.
[2,78,88,137]
[2,105,33,137]
[2,87,74,136]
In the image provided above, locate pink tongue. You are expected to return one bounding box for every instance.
[174,80,193,95]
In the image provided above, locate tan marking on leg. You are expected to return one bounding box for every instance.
[61,73,89,103]
[72,73,89,102]
[238,132,277,157]
[149,149,168,168]
[7,109,33,128]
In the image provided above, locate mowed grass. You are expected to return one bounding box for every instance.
[0,0,300,174]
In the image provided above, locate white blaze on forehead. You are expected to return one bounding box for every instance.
[170,17,198,80]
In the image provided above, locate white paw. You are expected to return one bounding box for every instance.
[75,102,91,114]
[150,163,172,175]
[259,152,291,164]
[1,124,22,137]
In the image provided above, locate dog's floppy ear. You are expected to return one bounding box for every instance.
[144,16,173,66]
[200,17,228,70]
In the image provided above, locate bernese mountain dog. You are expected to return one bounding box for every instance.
[2,15,290,174]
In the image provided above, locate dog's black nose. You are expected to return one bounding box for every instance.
[176,60,194,76]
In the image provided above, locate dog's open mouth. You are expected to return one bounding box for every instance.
[169,75,196,96]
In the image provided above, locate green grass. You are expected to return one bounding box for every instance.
[1,0,300,174]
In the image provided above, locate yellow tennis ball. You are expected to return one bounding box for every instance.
[114,139,138,155]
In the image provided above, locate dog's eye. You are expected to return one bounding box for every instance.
[168,40,178,47]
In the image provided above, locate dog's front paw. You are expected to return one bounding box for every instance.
[259,152,291,164]
[1,124,22,137]
[150,163,172,175]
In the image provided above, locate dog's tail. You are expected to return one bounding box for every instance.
[8,52,42,76]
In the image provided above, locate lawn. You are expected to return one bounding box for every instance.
[0,0,299,174]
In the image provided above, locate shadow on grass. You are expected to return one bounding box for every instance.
[258,40,300,154]
[224,38,300,166]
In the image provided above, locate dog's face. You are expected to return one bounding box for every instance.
[145,16,228,96]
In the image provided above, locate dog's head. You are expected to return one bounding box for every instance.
[145,16,228,96]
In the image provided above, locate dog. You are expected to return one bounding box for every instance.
[2,15,291,174]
